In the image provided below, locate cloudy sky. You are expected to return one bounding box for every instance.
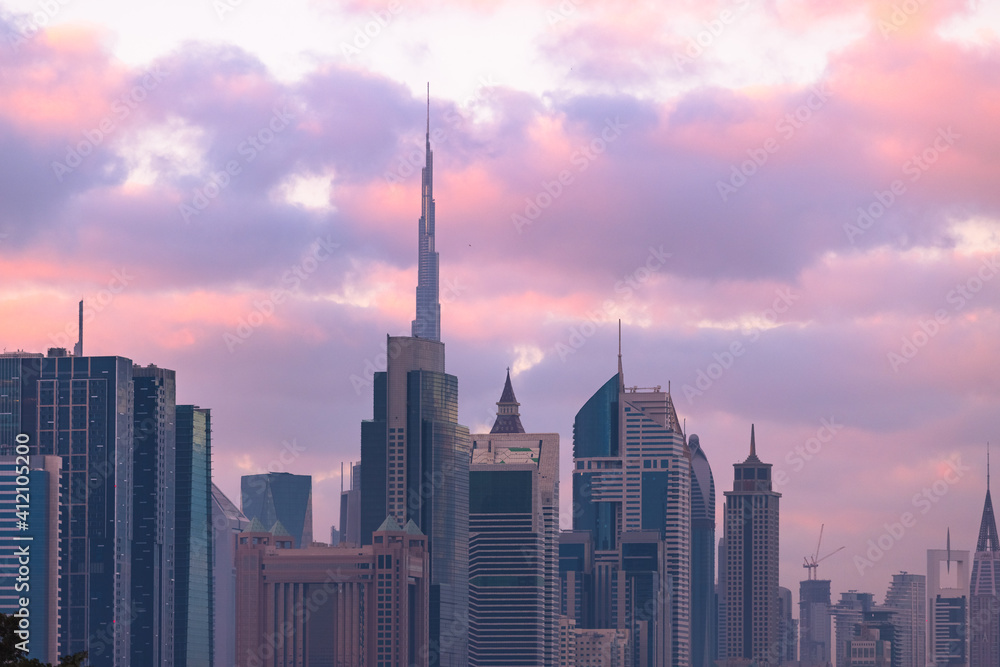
[2,0,1000,607]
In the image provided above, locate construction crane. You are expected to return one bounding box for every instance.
[803,524,845,580]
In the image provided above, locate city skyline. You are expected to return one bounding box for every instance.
[2,0,1000,615]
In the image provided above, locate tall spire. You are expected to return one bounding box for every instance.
[412,82,441,341]
[617,319,625,392]
[977,444,1000,553]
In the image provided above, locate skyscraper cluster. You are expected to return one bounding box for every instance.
[4,96,1000,667]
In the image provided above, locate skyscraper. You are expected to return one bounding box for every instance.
[0,351,135,667]
[0,453,61,663]
[884,573,925,667]
[690,433,717,667]
[970,459,1000,667]
[211,483,249,667]
[927,540,970,667]
[469,372,559,666]
[240,472,314,548]
[175,405,214,667]
[131,364,176,667]
[572,347,691,667]
[339,461,361,546]
[800,579,833,667]
[832,592,876,667]
[359,94,470,667]
[779,586,798,664]
[721,426,781,667]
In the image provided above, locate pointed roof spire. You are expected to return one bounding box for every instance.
[411,82,441,341]
[618,319,625,392]
[426,82,430,137]
[977,445,1000,553]
[491,369,525,433]
[947,527,952,572]
[744,424,761,463]
[376,515,402,533]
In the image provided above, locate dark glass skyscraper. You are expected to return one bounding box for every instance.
[175,405,213,667]
[359,94,469,667]
[240,472,313,548]
[690,433,717,667]
[0,352,134,667]
[131,364,176,667]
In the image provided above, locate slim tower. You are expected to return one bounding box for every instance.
[970,448,1000,667]
[927,538,971,667]
[722,426,781,667]
[360,91,469,666]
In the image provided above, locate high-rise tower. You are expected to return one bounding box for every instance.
[412,84,440,342]
[690,433,717,667]
[571,344,691,667]
[721,426,781,667]
[469,372,559,666]
[360,90,470,666]
[927,536,970,667]
[970,450,1000,667]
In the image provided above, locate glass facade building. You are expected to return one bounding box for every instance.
[239,472,313,549]
[571,360,691,667]
[175,405,213,667]
[0,352,135,667]
[130,365,176,667]
[360,336,470,667]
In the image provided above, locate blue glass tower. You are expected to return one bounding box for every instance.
[689,434,716,667]
[0,352,135,667]
[175,405,213,667]
[571,349,691,667]
[240,472,313,549]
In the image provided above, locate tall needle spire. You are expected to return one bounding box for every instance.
[412,83,441,341]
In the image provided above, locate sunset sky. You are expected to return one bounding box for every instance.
[2,0,1000,606]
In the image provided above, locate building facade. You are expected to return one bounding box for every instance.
[212,483,250,667]
[689,434,716,667]
[571,352,691,667]
[468,372,559,666]
[833,592,876,667]
[0,453,61,663]
[241,472,314,549]
[883,573,925,667]
[721,426,781,667]
[927,545,970,667]
[800,579,833,667]
[175,405,214,667]
[235,515,430,667]
[130,364,176,667]
[0,352,135,667]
